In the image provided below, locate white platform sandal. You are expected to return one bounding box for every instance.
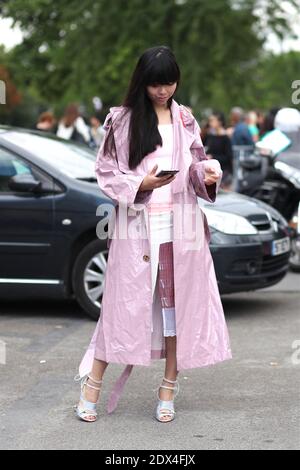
[155,376,179,423]
[73,374,102,422]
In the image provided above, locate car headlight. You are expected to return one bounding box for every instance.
[202,208,258,235]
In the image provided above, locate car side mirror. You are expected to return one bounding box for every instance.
[8,174,42,193]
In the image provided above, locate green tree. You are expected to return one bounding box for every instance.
[0,0,299,122]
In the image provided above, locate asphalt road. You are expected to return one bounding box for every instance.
[0,272,299,450]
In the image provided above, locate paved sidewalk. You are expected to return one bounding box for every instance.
[0,272,299,450]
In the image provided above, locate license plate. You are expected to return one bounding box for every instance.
[271,237,290,256]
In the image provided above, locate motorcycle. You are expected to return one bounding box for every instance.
[233,132,300,272]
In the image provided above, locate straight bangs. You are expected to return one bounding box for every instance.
[144,52,180,87]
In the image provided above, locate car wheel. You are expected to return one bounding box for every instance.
[72,239,108,320]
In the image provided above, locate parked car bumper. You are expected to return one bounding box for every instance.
[210,231,290,294]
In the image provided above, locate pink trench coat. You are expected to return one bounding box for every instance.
[77,99,232,413]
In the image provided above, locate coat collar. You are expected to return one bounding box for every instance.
[170,98,182,123]
[109,98,192,195]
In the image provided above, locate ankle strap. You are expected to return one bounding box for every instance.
[163,377,178,384]
[85,381,101,391]
[83,375,103,392]
[74,373,103,384]
[88,374,103,385]
[157,377,180,399]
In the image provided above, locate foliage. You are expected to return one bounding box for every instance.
[0,0,299,125]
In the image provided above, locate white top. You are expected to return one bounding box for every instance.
[144,124,174,214]
[56,116,91,142]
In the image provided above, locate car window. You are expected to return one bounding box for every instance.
[0,147,33,192]
[1,132,97,179]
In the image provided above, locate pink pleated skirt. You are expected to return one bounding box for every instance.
[149,210,176,337]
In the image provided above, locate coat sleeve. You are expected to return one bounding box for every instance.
[181,107,222,203]
[95,111,153,210]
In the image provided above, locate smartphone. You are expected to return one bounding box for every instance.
[156,170,179,177]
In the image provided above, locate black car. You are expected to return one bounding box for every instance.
[0,127,291,319]
[199,193,290,294]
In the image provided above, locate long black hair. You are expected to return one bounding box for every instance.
[211,111,226,129]
[104,45,180,170]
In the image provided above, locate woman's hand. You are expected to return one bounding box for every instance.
[139,164,177,191]
[204,160,222,186]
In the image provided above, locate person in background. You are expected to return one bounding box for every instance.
[89,113,106,148]
[203,112,233,190]
[228,107,254,146]
[36,111,57,133]
[255,109,265,133]
[259,107,280,138]
[56,104,91,145]
[246,110,259,143]
[200,119,210,143]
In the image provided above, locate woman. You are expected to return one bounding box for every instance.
[246,111,259,143]
[89,113,106,148]
[204,112,233,190]
[56,103,91,145]
[74,46,232,423]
